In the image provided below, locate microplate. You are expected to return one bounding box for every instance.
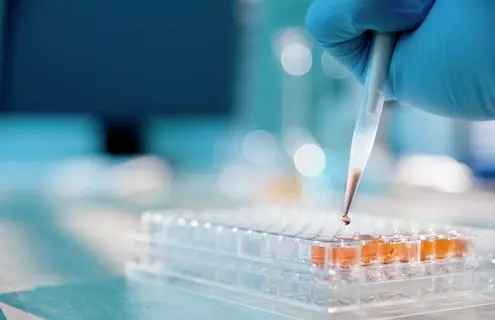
[126,206,495,319]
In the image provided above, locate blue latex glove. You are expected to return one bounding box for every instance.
[306,0,495,120]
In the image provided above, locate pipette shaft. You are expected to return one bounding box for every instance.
[342,32,398,221]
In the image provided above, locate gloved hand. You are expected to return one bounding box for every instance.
[306,0,495,120]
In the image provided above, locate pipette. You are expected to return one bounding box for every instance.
[341,32,398,225]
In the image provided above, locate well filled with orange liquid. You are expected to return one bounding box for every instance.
[453,238,470,257]
[420,239,435,261]
[435,238,454,260]
[377,242,402,264]
[311,246,326,267]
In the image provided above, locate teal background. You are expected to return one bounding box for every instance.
[1,0,237,116]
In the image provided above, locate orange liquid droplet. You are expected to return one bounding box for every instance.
[342,215,351,225]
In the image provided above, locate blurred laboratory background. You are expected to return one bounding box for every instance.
[11,0,495,203]
[0,0,489,202]
[0,0,495,318]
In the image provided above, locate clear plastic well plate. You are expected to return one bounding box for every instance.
[126,207,495,319]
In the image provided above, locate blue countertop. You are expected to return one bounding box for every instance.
[0,194,286,319]
[0,277,287,320]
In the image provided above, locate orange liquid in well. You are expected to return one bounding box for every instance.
[360,237,381,266]
[398,242,419,263]
[420,240,435,261]
[311,246,338,267]
[452,239,468,257]
[378,242,402,264]
[328,247,337,265]
[435,238,454,260]
[311,246,325,267]
[337,246,358,268]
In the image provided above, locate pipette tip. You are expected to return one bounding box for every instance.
[341,168,363,225]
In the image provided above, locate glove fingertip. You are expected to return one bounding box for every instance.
[306,0,358,47]
[305,0,330,44]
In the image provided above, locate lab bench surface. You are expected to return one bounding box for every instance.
[0,194,286,319]
[0,192,495,319]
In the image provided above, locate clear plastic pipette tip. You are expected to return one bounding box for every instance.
[341,32,398,223]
